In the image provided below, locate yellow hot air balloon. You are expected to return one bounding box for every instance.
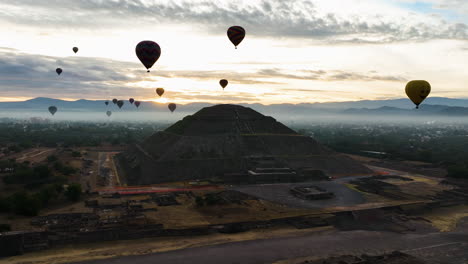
[405,80,431,109]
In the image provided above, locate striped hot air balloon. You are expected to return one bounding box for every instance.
[227,26,245,49]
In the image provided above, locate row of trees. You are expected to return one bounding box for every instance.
[0,122,162,150]
[0,183,82,216]
[297,123,468,179]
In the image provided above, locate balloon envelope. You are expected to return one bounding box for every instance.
[219,79,228,89]
[105,101,109,106]
[112,98,118,104]
[117,100,124,109]
[227,26,245,48]
[73,47,78,53]
[48,106,57,116]
[135,41,161,72]
[168,103,176,113]
[135,101,141,108]
[106,111,112,117]
[405,80,431,109]
[129,98,135,104]
[156,88,165,97]
[56,68,62,75]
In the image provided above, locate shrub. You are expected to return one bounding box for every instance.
[447,165,468,179]
[10,192,41,216]
[0,224,11,232]
[65,183,82,202]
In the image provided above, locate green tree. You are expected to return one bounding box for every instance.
[0,224,11,232]
[10,192,41,216]
[65,183,82,202]
[195,196,204,207]
[447,164,468,179]
[47,155,58,163]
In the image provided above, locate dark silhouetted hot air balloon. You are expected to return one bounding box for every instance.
[129,98,134,104]
[168,103,176,113]
[156,88,164,97]
[405,80,431,109]
[73,47,78,53]
[219,79,228,89]
[135,101,141,108]
[135,41,161,72]
[106,111,112,117]
[56,68,62,75]
[112,98,118,104]
[48,106,57,116]
[105,101,109,106]
[117,100,124,109]
[227,26,245,49]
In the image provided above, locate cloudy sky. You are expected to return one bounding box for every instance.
[1,0,468,104]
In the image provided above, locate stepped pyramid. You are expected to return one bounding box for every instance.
[117,104,372,185]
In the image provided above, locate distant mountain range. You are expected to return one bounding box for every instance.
[1,97,468,117]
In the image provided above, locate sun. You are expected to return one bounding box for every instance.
[151,97,168,104]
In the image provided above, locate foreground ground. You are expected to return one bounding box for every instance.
[20,217,466,264]
[3,204,468,264]
[73,224,467,264]
[2,153,468,263]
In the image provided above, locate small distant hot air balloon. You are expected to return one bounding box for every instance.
[134,101,141,108]
[219,79,228,89]
[405,80,431,109]
[105,101,109,106]
[168,103,176,113]
[112,98,118,104]
[73,47,79,53]
[227,26,245,49]
[117,100,124,109]
[56,68,62,75]
[48,106,57,116]
[106,111,112,117]
[156,88,165,97]
[129,98,135,104]
[135,41,161,72]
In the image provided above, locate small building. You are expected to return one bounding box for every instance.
[290,185,334,200]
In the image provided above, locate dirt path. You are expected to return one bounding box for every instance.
[73,227,468,264]
[14,148,55,163]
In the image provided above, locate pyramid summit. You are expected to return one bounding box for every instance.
[117,104,372,185]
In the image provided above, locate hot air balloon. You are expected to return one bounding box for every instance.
[106,111,112,117]
[405,80,431,109]
[227,26,245,49]
[219,79,228,89]
[112,98,118,104]
[117,100,124,109]
[168,103,176,113]
[48,106,57,116]
[129,98,135,104]
[73,47,78,53]
[156,88,165,97]
[105,101,109,106]
[56,68,62,75]
[134,101,141,108]
[135,41,161,72]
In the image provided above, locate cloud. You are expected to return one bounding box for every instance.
[0,48,408,101]
[255,68,407,82]
[1,0,468,43]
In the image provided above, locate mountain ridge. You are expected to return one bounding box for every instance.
[1,97,468,116]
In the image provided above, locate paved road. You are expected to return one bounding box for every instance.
[233,181,366,209]
[74,222,468,264]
